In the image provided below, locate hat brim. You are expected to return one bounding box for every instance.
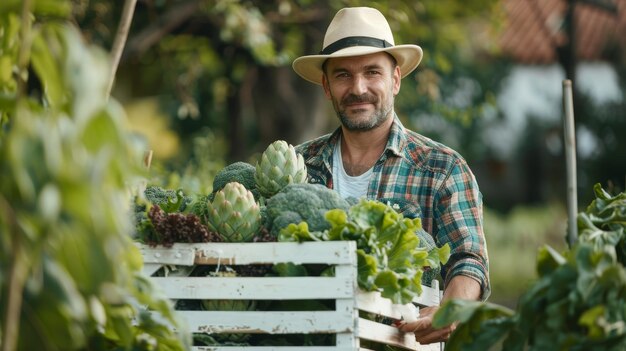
[292,44,423,85]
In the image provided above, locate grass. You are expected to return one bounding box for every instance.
[484,202,569,308]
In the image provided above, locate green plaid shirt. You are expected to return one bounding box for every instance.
[296,116,490,299]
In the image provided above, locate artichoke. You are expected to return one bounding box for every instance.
[255,140,307,198]
[206,182,261,242]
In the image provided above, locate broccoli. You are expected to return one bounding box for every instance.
[265,183,351,237]
[144,185,192,213]
[211,161,259,200]
[187,193,210,222]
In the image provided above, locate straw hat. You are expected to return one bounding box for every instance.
[292,7,423,85]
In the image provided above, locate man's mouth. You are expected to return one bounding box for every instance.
[342,94,377,106]
[343,95,376,109]
[346,102,371,107]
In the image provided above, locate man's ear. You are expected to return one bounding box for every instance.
[393,65,401,95]
[322,74,332,99]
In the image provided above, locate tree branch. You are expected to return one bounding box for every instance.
[16,0,32,100]
[0,194,29,351]
[106,0,138,98]
[123,0,203,61]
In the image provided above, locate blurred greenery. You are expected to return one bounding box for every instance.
[0,1,189,350]
[74,0,503,159]
[434,184,626,350]
[484,203,568,308]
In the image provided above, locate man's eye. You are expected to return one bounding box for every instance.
[367,70,381,75]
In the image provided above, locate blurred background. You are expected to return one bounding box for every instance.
[74,0,625,308]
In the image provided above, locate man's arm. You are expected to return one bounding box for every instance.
[396,275,481,344]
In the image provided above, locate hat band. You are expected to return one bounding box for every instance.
[319,36,393,55]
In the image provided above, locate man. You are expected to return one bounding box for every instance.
[291,7,490,344]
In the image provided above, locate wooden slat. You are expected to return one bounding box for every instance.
[194,345,440,351]
[142,263,163,276]
[357,318,417,351]
[139,245,195,265]
[139,241,357,266]
[419,343,444,351]
[334,265,359,348]
[193,347,356,351]
[181,310,353,334]
[152,276,354,300]
[412,283,440,308]
[356,291,417,321]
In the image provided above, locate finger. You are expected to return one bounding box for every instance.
[397,319,426,333]
[415,329,451,344]
[415,325,454,344]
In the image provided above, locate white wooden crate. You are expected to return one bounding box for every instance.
[139,241,443,351]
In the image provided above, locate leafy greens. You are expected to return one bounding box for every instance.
[279,199,450,305]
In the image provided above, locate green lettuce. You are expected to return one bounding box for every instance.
[279,199,450,305]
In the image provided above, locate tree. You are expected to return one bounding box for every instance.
[0,1,189,349]
[74,0,503,162]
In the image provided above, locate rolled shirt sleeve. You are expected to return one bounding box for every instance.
[435,160,490,300]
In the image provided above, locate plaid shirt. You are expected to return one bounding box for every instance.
[296,116,490,299]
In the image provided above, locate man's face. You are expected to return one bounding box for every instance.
[322,52,401,132]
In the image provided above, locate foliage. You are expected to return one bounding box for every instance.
[72,0,504,162]
[0,2,189,350]
[434,184,626,351]
[279,198,450,305]
[577,184,626,264]
[144,185,192,214]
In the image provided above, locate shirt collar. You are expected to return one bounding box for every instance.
[305,128,341,169]
[306,113,408,167]
[384,114,408,158]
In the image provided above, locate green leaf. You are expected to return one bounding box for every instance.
[325,208,347,227]
[79,109,123,153]
[357,249,378,291]
[436,243,451,265]
[386,227,419,270]
[0,0,72,17]
[279,222,314,242]
[20,258,89,350]
[434,299,515,351]
[579,305,607,339]
[0,93,16,113]
[31,24,67,109]
[536,245,566,276]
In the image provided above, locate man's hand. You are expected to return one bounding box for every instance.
[396,305,456,344]
[395,275,482,344]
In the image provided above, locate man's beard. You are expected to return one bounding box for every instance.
[334,93,394,131]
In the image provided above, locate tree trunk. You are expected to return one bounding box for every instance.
[251,4,336,152]
[253,66,332,148]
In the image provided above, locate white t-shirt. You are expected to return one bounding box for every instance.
[332,139,373,199]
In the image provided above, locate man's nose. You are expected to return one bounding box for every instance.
[350,75,368,95]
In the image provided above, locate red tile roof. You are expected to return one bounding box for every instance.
[499,0,626,64]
